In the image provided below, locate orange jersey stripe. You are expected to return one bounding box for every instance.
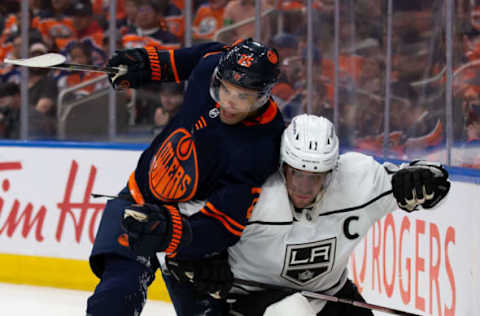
[128,171,145,205]
[203,51,223,59]
[251,187,262,194]
[205,202,245,230]
[169,50,180,83]
[242,99,278,126]
[200,208,243,236]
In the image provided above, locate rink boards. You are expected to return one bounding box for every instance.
[0,141,479,315]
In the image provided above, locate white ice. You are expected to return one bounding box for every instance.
[0,282,176,316]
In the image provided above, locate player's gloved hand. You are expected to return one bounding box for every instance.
[107,48,152,89]
[120,203,192,257]
[391,160,450,212]
[165,252,233,299]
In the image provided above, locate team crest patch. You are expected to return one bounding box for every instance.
[149,128,198,202]
[281,238,336,286]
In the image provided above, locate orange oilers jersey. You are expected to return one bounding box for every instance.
[164,3,185,40]
[193,4,225,40]
[122,27,180,50]
[127,42,285,259]
[32,13,75,50]
[0,14,18,45]
[171,0,185,12]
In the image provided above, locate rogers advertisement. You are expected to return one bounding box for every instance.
[348,181,480,315]
[0,144,479,315]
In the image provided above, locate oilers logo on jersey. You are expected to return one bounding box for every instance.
[148,128,198,202]
[281,238,336,286]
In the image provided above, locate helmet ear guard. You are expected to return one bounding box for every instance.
[280,114,339,173]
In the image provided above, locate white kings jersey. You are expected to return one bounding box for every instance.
[228,152,399,312]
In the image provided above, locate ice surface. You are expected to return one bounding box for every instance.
[0,283,176,316]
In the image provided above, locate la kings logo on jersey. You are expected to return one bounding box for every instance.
[281,238,336,286]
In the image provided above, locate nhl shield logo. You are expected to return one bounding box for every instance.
[209,108,220,118]
[281,238,336,286]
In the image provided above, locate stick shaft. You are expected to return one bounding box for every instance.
[47,63,120,74]
[233,278,420,316]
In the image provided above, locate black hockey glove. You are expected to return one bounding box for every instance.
[107,48,155,89]
[391,160,450,212]
[165,252,233,299]
[120,203,192,257]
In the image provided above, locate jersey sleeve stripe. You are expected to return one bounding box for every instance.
[200,208,243,236]
[205,202,246,230]
[169,50,181,83]
[128,171,145,205]
[200,116,207,127]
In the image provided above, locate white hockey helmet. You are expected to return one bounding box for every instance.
[280,114,339,173]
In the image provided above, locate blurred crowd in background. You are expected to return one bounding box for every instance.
[0,0,480,169]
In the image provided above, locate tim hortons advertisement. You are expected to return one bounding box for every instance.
[0,146,141,259]
[349,181,480,316]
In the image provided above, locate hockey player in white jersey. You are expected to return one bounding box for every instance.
[224,114,450,316]
[163,113,450,316]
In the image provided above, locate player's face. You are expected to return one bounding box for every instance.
[217,80,260,125]
[284,164,328,209]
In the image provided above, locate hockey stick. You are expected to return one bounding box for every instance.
[233,278,421,316]
[3,53,127,76]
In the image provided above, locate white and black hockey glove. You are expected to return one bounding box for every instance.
[391,160,450,212]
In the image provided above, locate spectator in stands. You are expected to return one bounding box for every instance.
[118,0,138,36]
[269,33,299,103]
[156,0,185,42]
[356,56,384,94]
[0,33,22,83]
[102,32,123,61]
[281,46,325,122]
[0,81,20,138]
[192,0,228,42]
[54,0,107,67]
[122,0,180,50]
[467,111,480,142]
[297,46,323,88]
[92,0,126,29]
[455,86,480,168]
[222,0,272,43]
[0,1,42,78]
[1,31,43,84]
[153,82,185,134]
[300,80,331,118]
[57,41,105,98]
[27,41,57,138]
[32,0,75,51]
[0,0,20,45]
